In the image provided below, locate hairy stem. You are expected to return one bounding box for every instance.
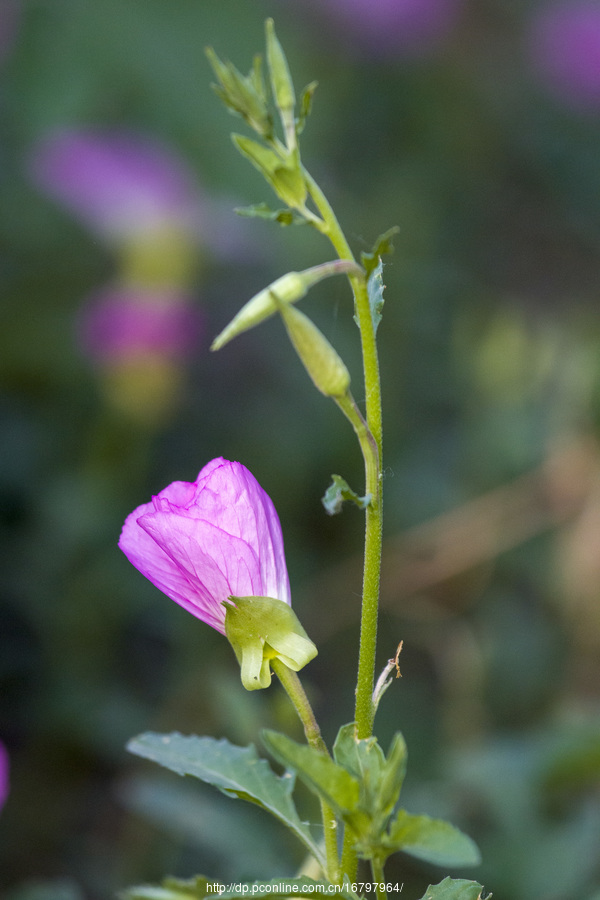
[271,659,340,884]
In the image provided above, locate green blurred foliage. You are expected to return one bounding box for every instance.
[1,1,600,898]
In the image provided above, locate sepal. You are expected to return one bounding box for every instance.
[224,595,317,690]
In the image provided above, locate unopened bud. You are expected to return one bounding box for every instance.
[211,259,362,351]
[279,302,351,398]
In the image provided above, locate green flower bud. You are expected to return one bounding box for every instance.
[211,259,362,351]
[279,302,351,398]
[224,595,318,691]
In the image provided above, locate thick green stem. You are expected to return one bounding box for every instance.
[271,658,340,884]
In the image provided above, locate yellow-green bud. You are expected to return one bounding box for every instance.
[224,595,317,691]
[279,302,351,397]
[211,259,362,351]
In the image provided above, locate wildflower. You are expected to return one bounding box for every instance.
[119,458,316,688]
[528,1,600,112]
[29,129,203,242]
[316,0,462,57]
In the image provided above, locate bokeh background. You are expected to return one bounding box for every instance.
[2,0,600,897]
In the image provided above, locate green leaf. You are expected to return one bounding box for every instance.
[321,475,371,515]
[121,875,213,900]
[265,18,296,146]
[127,732,325,869]
[418,877,491,900]
[365,259,385,334]
[234,203,307,226]
[262,730,365,828]
[360,227,400,278]
[386,809,481,868]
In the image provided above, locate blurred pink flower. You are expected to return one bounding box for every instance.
[528,1,600,111]
[316,0,462,56]
[78,286,202,364]
[29,130,203,240]
[119,458,291,633]
[0,741,9,811]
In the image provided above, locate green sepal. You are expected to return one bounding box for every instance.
[278,303,351,398]
[205,48,272,139]
[322,474,371,515]
[224,596,317,691]
[360,226,400,278]
[126,732,325,869]
[384,809,481,868]
[232,134,307,208]
[234,202,307,226]
[417,878,491,900]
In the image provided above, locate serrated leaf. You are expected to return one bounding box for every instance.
[262,729,366,831]
[366,259,385,334]
[127,732,324,869]
[321,475,371,516]
[234,203,307,226]
[121,875,213,900]
[418,877,491,900]
[360,227,400,278]
[386,810,481,868]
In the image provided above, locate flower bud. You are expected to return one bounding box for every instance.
[211,259,362,351]
[279,302,351,398]
[224,595,318,690]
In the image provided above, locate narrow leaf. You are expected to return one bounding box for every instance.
[234,203,306,226]
[262,729,361,820]
[418,877,491,900]
[127,732,324,868]
[322,475,370,516]
[386,809,481,868]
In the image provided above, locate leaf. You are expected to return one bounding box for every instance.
[321,475,371,516]
[418,877,491,900]
[121,875,213,900]
[386,809,481,868]
[365,259,385,334]
[127,732,325,869]
[360,227,400,278]
[234,203,307,226]
[262,730,366,830]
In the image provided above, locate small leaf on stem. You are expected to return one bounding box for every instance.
[322,474,371,515]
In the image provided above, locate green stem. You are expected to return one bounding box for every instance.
[304,170,383,740]
[271,658,340,884]
[371,857,388,900]
[304,169,384,881]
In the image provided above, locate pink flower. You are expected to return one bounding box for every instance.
[316,0,462,56]
[119,458,291,634]
[29,130,203,240]
[528,1,600,112]
[0,742,9,812]
[78,287,202,365]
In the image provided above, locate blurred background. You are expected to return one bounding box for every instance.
[2,0,600,897]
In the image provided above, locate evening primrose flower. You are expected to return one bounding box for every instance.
[119,458,317,689]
